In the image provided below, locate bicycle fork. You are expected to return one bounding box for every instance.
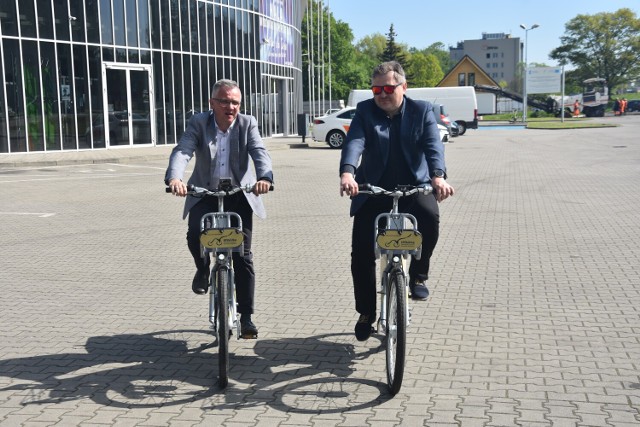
[378,256,411,333]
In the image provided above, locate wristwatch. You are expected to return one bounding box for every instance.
[431,169,447,179]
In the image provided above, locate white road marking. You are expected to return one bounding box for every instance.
[0,212,56,218]
[0,163,170,183]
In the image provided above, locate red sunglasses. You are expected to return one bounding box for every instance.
[371,83,402,95]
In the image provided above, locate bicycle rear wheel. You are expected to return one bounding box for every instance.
[217,266,230,388]
[386,269,406,395]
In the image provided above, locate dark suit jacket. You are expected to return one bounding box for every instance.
[165,111,273,219]
[340,96,446,216]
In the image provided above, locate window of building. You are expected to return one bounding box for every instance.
[22,40,44,151]
[19,0,37,38]
[70,1,86,42]
[0,0,18,36]
[138,0,150,49]
[86,0,101,43]
[468,73,475,86]
[99,2,112,43]
[458,73,465,86]
[36,0,54,39]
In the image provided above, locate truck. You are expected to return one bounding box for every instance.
[347,86,478,135]
[550,78,609,117]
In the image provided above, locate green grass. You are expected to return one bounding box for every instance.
[482,114,618,129]
[525,120,616,129]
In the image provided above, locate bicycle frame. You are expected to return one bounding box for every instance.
[375,195,421,333]
[199,202,244,339]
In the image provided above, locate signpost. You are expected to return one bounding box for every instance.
[526,67,562,94]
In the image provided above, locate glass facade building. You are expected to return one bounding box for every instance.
[0,0,305,154]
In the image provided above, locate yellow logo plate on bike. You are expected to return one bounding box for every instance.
[376,230,422,251]
[200,228,244,249]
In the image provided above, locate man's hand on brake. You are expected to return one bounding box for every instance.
[168,178,187,197]
[431,177,454,202]
[340,173,358,197]
[253,180,271,195]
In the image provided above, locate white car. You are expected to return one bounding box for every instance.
[311,107,356,149]
[311,106,449,148]
[438,124,449,143]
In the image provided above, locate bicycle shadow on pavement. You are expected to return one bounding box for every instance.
[207,332,393,413]
[0,330,221,408]
[0,330,392,411]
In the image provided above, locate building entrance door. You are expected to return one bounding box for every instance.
[102,63,154,147]
[262,77,285,137]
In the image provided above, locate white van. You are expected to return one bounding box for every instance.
[347,86,478,134]
[476,92,497,115]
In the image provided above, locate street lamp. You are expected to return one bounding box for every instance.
[520,23,539,122]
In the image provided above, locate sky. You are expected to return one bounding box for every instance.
[327,0,638,67]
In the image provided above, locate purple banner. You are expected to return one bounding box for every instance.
[259,0,294,66]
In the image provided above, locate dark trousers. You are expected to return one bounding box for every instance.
[187,193,256,314]
[351,192,440,317]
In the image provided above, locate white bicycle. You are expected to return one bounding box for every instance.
[358,183,433,395]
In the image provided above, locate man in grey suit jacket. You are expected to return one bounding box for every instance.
[340,62,454,342]
[165,79,273,338]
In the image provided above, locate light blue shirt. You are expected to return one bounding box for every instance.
[213,119,238,187]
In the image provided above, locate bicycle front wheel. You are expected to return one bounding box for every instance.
[217,266,230,388]
[385,269,406,395]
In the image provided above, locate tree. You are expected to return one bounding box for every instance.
[355,33,386,69]
[419,42,452,74]
[550,8,640,94]
[406,52,443,87]
[379,24,410,72]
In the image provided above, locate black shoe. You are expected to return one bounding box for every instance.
[240,314,258,339]
[192,269,209,295]
[410,281,429,300]
[354,314,375,341]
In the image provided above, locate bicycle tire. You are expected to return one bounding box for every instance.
[385,269,406,395]
[217,266,230,388]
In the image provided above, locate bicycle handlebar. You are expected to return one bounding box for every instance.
[357,183,433,197]
[165,183,274,196]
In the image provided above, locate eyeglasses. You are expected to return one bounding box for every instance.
[371,83,402,95]
[213,98,241,107]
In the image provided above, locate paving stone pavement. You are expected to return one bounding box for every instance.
[1,116,639,426]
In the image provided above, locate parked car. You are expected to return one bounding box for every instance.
[626,99,640,112]
[433,103,457,137]
[449,119,460,137]
[312,105,450,148]
[438,123,449,143]
[311,107,356,149]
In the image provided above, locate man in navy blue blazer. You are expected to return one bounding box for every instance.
[339,61,455,341]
